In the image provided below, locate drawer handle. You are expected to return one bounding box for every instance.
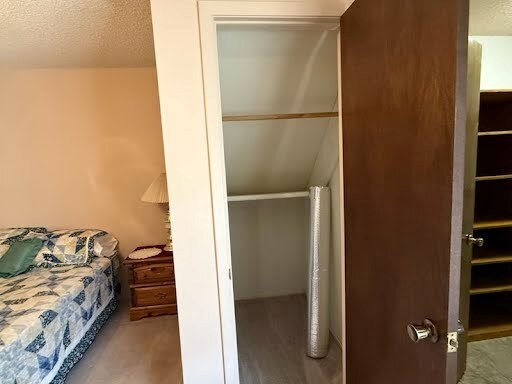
[156,292,168,300]
[150,267,166,274]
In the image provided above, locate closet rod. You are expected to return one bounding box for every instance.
[222,112,339,122]
[228,191,309,202]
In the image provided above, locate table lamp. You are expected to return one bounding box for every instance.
[141,173,173,251]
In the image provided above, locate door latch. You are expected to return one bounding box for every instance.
[447,332,458,353]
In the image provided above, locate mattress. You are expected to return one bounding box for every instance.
[0,257,117,384]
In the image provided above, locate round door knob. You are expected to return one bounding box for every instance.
[407,319,439,343]
[465,234,484,247]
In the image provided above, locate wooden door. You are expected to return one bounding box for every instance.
[340,0,469,383]
[458,39,482,380]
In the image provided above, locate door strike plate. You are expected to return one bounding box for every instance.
[447,332,458,353]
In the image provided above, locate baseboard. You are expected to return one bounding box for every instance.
[330,330,343,351]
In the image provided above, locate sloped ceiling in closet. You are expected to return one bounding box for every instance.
[217,26,339,196]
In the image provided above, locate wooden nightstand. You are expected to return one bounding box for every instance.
[123,245,177,321]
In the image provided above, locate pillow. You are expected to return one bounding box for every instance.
[0,227,47,259]
[0,229,26,243]
[34,229,108,267]
[0,244,10,259]
[93,234,119,257]
[0,238,43,278]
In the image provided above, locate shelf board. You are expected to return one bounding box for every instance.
[474,220,512,230]
[469,293,512,341]
[471,266,512,295]
[469,322,512,342]
[480,90,512,104]
[476,174,512,181]
[478,130,512,137]
[471,284,512,295]
[472,249,512,266]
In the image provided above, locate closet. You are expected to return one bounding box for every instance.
[216,24,342,382]
[469,90,512,341]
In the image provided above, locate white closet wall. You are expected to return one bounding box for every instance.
[229,198,309,300]
[218,26,339,303]
[472,36,512,90]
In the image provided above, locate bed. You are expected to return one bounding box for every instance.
[0,254,119,384]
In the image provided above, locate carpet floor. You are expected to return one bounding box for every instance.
[236,295,342,384]
[65,301,182,384]
[461,337,512,384]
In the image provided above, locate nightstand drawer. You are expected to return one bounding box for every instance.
[132,285,176,307]
[133,263,174,284]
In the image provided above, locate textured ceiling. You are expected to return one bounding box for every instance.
[0,0,509,67]
[470,0,512,35]
[218,27,339,195]
[0,0,155,67]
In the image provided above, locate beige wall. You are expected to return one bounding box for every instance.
[0,68,167,263]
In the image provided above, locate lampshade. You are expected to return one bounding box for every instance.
[141,173,169,203]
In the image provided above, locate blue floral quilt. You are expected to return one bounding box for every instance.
[0,257,116,384]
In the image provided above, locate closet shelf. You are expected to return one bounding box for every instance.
[228,191,309,202]
[469,294,512,341]
[476,174,512,181]
[478,130,512,137]
[474,219,512,230]
[472,248,512,266]
[471,284,512,296]
[222,112,338,122]
[469,319,512,342]
[471,269,512,295]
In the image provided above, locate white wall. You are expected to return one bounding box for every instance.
[218,27,338,195]
[150,1,225,382]
[472,36,512,90]
[220,27,338,302]
[229,199,309,300]
[149,1,351,382]
[223,120,328,195]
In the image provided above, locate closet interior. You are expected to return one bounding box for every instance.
[469,90,512,341]
[216,24,342,382]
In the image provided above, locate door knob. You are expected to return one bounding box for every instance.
[407,319,439,343]
[465,234,484,247]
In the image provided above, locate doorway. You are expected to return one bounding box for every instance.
[207,19,344,383]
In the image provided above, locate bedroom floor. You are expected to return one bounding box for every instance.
[236,295,342,384]
[460,337,512,384]
[65,300,182,384]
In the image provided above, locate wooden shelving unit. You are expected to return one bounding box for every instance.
[469,90,512,342]
[474,220,512,230]
[478,130,512,137]
[476,174,512,182]
[469,293,512,341]
[472,248,512,266]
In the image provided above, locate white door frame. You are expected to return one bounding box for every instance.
[198,2,347,383]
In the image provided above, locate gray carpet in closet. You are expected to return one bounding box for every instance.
[236,295,342,384]
[461,337,512,384]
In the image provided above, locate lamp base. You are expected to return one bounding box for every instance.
[164,207,173,252]
[164,243,173,252]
